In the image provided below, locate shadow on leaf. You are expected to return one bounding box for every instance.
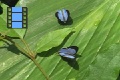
[61,57,80,70]
[37,31,75,57]
[7,44,21,54]
[0,40,30,58]
[37,31,81,70]
[57,16,73,25]
[0,43,20,55]
[117,73,120,80]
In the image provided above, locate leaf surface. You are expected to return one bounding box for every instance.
[0,0,120,80]
[36,28,72,53]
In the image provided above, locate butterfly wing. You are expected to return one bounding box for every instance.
[57,10,64,22]
[67,46,78,53]
[62,9,69,22]
[67,48,76,55]
[56,9,69,23]
[59,48,68,53]
[59,48,75,59]
[59,52,75,59]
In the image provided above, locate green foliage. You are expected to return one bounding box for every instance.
[0,41,4,47]
[0,0,120,80]
[83,43,120,80]
[36,28,72,53]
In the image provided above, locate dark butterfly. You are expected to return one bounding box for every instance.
[59,46,78,59]
[0,0,19,15]
[0,0,19,7]
[0,5,3,14]
[55,9,70,23]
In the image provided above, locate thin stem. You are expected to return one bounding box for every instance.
[2,35,50,80]
[30,56,50,80]
[20,38,50,80]
[2,36,30,57]
[20,38,32,55]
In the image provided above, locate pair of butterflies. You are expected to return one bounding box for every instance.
[59,46,78,59]
[56,10,77,59]
[55,9,70,23]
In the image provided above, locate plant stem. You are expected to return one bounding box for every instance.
[20,38,50,80]
[3,35,30,57]
[20,38,32,55]
[30,56,50,80]
[1,35,50,80]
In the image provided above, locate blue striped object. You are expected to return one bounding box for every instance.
[12,7,22,12]
[55,9,69,23]
[12,13,22,21]
[59,46,78,59]
[7,7,27,28]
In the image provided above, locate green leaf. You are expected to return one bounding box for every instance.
[36,28,72,53]
[83,43,120,80]
[0,41,4,47]
[0,0,120,80]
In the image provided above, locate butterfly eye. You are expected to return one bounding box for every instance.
[55,9,70,23]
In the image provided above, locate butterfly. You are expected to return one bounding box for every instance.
[0,1,3,14]
[1,0,19,7]
[55,9,70,23]
[0,5,3,14]
[59,46,78,59]
[0,0,19,15]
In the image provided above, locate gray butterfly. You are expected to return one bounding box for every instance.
[55,9,70,23]
[59,46,78,59]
